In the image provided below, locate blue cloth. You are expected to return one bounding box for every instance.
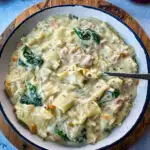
[0,0,150,37]
[0,131,17,150]
[109,0,150,38]
[0,0,42,35]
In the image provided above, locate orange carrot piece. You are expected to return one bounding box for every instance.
[49,104,56,110]
[12,56,18,62]
[30,123,37,134]
[103,114,111,120]
[5,81,11,86]
[136,80,139,86]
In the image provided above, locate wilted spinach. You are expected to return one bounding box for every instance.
[20,83,43,107]
[18,59,28,67]
[73,28,101,44]
[73,28,91,40]
[112,89,120,98]
[87,29,101,44]
[54,126,70,141]
[68,14,78,20]
[98,89,120,105]
[21,45,43,67]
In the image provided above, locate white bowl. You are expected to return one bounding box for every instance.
[0,5,150,150]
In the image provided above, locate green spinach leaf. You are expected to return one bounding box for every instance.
[112,89,120,98]
[55,126,70,141]
[87,29,100,44]
[73,28,91,40]
[20,83,43,107]
[22,45,43,67]
[69,14,78,20]
[73,28,101,44]
[18,59,28,67]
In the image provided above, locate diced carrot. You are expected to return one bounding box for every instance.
[30,123,37,134]
[103,114,111,120]
[12,56,18,62]
[48,104,56,110]
[5,80,11,87]
[136,80,139,86]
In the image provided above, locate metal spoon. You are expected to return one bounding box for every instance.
[104,72,150,80]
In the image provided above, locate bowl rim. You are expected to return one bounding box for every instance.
[0,4,150,150]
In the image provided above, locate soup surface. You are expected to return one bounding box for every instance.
[5,15,138,145]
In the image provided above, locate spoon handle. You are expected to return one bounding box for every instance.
[104,72,150,80]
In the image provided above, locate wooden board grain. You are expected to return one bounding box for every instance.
[0,0,150,150]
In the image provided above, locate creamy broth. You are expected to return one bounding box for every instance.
[5,15,138,145]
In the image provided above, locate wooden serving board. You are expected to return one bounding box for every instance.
[0,0,150,150]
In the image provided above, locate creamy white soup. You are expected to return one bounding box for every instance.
[5,15,138,145]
